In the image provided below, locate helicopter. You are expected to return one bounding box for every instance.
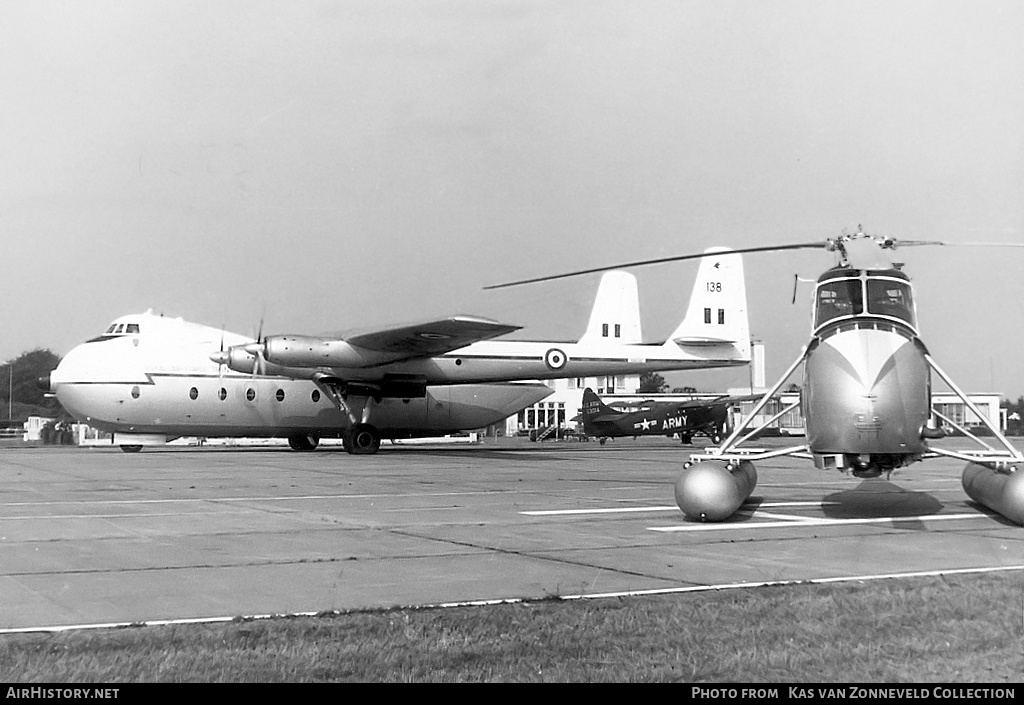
[486,230,1024,526]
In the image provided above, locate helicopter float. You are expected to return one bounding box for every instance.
[487,230,1024,526]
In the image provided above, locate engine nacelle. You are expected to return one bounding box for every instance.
[261,336,370,368]
[674,459,757,522]
[962,463,1024,526]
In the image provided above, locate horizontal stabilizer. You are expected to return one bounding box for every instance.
[673,335,740,346]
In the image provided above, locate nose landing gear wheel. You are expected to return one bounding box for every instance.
[287,432,320,451]
[346,423,381,455]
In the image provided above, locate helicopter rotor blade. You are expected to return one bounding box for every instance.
[483,241,825,290]
[897,240,1024,249]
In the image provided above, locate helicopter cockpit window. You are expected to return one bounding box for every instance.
[866,279,915,326]
[814,279,863,327]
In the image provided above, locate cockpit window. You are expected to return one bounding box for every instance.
[100,322,140,336]
[866,279,915,326]
[814,279,863,327]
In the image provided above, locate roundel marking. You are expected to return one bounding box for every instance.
[544,347,568,370]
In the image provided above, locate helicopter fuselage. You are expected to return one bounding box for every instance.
[802,266,931,475]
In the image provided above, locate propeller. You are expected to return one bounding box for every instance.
[246,313,267,377]
[217,327,225,379]
[208,325,232,373]
[484,232,1024,290]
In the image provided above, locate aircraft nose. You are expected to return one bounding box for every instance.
[36,373,52,392]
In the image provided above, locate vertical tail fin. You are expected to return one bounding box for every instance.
[577,271,642,344]
[662,247,750,357]
[581,387,616,434]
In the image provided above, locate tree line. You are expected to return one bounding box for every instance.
[0,349,62,423]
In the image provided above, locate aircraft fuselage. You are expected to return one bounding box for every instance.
[49,315,553,445]
[250,338,750,390]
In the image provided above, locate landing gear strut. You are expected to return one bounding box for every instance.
[315,380,385,455]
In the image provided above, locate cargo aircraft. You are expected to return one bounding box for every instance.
[206,247,751,454]
[43,248,750,454]
[488,231,1024,526]
[43,311,554,453]
[580,387,756,445]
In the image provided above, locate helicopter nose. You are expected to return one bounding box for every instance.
[36,373,52,392]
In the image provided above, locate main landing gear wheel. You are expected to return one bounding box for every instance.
[346,423,381,455]
[287,432,320,451]
[120,445,143,453]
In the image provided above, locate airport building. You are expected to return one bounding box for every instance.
[504,342,1008,440]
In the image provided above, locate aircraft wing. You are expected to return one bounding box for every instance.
[671,393,765,410]
[344,316,521,357]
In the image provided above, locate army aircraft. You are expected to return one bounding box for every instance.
[489,231,1024,526]
[580,387,739,445]
[209,247,751,453]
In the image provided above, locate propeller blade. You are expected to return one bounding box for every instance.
[218,327,225,380]
[251,309,266,378]
[483,241,825,290]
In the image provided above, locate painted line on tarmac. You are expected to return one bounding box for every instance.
[0,490,507,508]
[522,506,678,516]
[6,564,1022,635]
[521,500,839,517]
[561,564,1024,601]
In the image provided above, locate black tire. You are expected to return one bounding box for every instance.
[120,445,143,453]
[346,423,381,455]
[287,432,320,451]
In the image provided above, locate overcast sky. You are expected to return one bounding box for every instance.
[2,0,1022,396]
